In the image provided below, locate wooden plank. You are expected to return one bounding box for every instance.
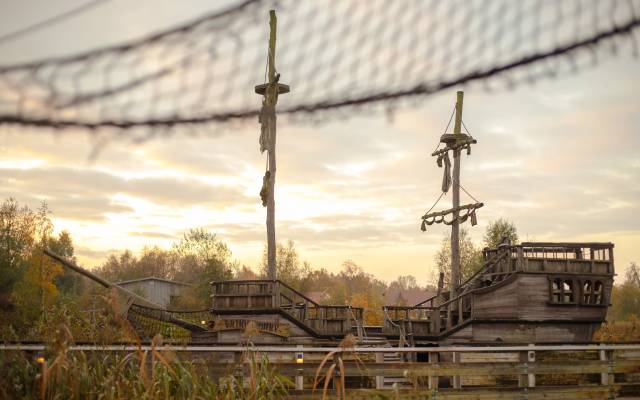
[200,360,640,378]
[3,344,640,352]
[285,385,618,399]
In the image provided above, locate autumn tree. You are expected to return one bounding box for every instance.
[595,262,640,341]
[95,228,237,308]
[483,218,519,248]
[433,228,483,288]
[171,228,236,307]
[49,231,83,296]
[2,200,63,333]
[259,240,311,291]
[96,250,142,282]
[609,262,640,322]
[0,198,39,302]
[335,261,386,325]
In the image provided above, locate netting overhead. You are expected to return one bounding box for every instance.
[0,0,638,134]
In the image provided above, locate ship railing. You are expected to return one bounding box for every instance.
[383,245,515,336]
[483,242,614,262]
[383,289,475,336]
[482,242,614,275]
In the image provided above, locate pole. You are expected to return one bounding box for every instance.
[266,10,278,280]
[450,91,464,301]
[256,11,289,281]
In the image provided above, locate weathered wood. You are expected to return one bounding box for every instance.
[285,386,623,399]
[452,351,461,389]
[200,359,640,377]
[449,91,464,301]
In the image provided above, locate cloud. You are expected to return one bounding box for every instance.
[129,231,177,239]
[0,166,251,222]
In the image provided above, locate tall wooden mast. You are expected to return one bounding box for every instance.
[450,91,464,300]
[421,91,482,299]
[256,10,289,280]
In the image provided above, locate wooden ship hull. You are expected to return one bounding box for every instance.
[382,242,614,345]
[191,242,614,346]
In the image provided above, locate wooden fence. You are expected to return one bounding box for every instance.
[3,343,639,399]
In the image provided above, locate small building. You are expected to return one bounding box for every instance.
[384,287,437,307]
[117,277,190,307]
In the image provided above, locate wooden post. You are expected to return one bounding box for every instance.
[519,344,536,388]
[375,352,384,389]
[295,345,304,390]
[452,351,461,389]
[255,10,289,280]
[265,10,278,280]
[516,246,524,271]
[428,351,439,390]
[600,349,614,387]
[450,91,464,301]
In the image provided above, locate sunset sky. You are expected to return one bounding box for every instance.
[1,0,638,285]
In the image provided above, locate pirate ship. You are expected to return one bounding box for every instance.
[45,12,614,347]
[381,91,614,345]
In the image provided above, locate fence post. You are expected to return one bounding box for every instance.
[375,352,384,389]
[428,350,439,390]
[600,349,615,386]
[452,351,461,389]
[295,345,304,391]
[518,344,536,388]
[527,344,536,388]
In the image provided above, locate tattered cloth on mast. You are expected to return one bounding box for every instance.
[437,151,452,193]
[258,102,275,153]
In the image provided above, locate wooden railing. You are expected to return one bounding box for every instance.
[383,289,475,338]
[7,343,636,398]
[383,246,511,337]
[211,280,363,337]
[483,242,615,275]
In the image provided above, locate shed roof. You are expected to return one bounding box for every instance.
[116,276,191,287]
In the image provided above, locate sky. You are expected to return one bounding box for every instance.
[0,0,638,285]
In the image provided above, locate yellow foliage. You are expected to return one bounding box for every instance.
[350,292,383,326]
[594,315,640,342]
[13,251,63,322]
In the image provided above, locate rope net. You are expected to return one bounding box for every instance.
[0,0,638,138]
[127,304,211,342]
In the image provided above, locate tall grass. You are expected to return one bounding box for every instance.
[0,303,292,400]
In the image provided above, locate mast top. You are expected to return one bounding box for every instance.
[440,91,471,146]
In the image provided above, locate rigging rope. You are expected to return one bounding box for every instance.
[0,0,634,138]
[459,183,480,203]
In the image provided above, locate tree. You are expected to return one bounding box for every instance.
[96,250,140,282]
[483,218,519,249]
[171,228,235,307]
[433,228,483,288]
[49,231,83,295]
[8,201,63,332]
[388,275,420,292]
[626,262,640,287]
[609,262,640,322]
[0,198,37,296]
[259,240,311,290]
